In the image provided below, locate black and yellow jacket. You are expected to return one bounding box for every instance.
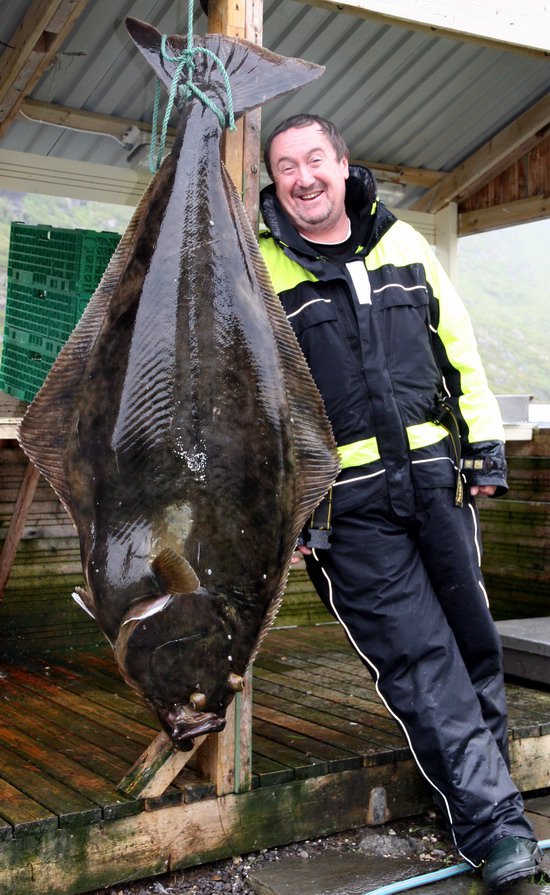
[259,165,507,516]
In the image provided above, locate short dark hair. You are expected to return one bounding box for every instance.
[263,115,349,181]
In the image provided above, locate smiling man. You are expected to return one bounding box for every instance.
[258,114,542,891]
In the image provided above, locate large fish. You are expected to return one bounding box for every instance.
[18,18,339,746]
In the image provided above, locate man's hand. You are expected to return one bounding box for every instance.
[290,544,313,564]
[470,484,497,497]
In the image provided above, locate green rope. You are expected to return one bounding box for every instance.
[149,0,237,173]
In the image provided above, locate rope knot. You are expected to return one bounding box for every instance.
[149,11,238,173]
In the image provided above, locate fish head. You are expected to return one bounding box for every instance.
[114,589,248,745]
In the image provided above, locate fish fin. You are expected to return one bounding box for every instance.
[221,164,340,661]
[126,17,324,120]
[151,547,200,594]
[17,176,159,514]
[120,593,172,625]
[71,586,97,620]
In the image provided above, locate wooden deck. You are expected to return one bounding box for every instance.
[0,623,548,894]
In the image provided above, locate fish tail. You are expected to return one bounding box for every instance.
[126,17,324,120]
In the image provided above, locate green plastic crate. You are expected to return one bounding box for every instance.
[7,223,121,295]
[0,223,121,403]
[4,282,89,346]
[0,342,54,404]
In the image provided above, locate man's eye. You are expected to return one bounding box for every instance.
[309,157,324,167]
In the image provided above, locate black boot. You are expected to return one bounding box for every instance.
[482,836,543,890]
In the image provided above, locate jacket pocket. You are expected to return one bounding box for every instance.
[372,282,429,310]
[286,296,337,336]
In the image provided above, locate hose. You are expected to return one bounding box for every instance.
[362,839,550,895]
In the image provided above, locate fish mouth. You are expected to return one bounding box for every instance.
[162,705,226,744]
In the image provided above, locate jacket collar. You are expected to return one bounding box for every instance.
[260,164,396,262]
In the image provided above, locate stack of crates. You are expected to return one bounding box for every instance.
[0,223,121,403]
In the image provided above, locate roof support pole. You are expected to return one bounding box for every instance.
[434,202,458,284]
[208,0,264,228]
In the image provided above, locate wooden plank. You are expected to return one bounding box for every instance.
[0,707,132,821]
[0,686,141,820]
[253,716,361,771]
[253,662,398,723]
[0,761,432,895]
[1,663,159,745]
[0,0,95,139]
[0,0,62,106]
[510,736,550,791]
[459,195,550,235]
[0,739,101,828]
[251,753,296,786]
[252,732,328,780]
[252,702,395,765]
[252,674,406,744]
[29,659,159,726]
[119,732,207,800]
[0,777,55,839]
[0,462,40,598]
[414,93,550,214]
[0,669,146,766]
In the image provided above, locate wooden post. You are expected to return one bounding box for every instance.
[117,672,252,799]
[208,0,264,225]
[0,460,40,599]
[434,201,458,283]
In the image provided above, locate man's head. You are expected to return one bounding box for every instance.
[264,115,350,242]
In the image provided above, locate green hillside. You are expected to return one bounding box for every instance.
[0,189,549,400]
[457,219,550,402]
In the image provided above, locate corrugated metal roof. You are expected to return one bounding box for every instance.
[1,0,549,206]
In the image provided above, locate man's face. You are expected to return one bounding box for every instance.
[269,124,349,240]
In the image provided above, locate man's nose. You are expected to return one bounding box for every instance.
[295,162,316,186]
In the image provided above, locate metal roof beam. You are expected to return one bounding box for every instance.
[294,0,550,57]
[0,0,93,139]
[412,93,550,214]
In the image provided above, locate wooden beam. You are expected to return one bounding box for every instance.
[0,0,61,107]
[118,732,207,800]
[458,194,550,235]
[0,762,433,895]
[0,0,94,140]
[456,123,550,205]
[0,148,150,205]
[20,99,177,145]
[0,463,40,600]
[413,93,550,214]
[350,159,444,189]
[293,0,550,57]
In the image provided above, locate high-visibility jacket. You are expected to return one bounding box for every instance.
[259,165,507,516]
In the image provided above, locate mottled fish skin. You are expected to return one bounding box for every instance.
[18,20,339,745]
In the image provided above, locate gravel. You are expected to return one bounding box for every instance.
[85,810,461,895]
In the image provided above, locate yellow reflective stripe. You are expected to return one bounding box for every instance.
[337,438,380,468]
[406,421,449,450]
[338,424,449,470]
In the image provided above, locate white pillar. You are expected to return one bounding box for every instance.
[434,201,458,284]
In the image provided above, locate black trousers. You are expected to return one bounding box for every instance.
[305,487,536,864]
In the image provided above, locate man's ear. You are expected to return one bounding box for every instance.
[342,157,350,179]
